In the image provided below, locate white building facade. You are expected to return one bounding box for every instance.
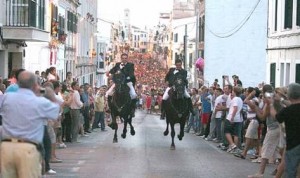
[24,0,79,81]
[204,0,268,87]
[75,0,97,85]
[267,0,300,87]
[171,16,197,86]
[0,0,49,79]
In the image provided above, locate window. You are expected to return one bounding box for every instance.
[202,16,205,42]
[6,0,45,29]
[67,11,77,33]
[73,13,77,33]
[199,17,202,42]
[296,64,300,84]
[274,0,278,31]
[51,3,58,36]
[270,63,276,88]
[189,53,192,68]
[9,0,29,26]
[29,0,45,28]
[297,0,300,26]
[200,16,205,42]
[286,63,290,85]
[98,61,104,69]
[280,63,284,86]
[174,33,178,42]
[175,52,179,60]
[284,0,293,29]
[58,15,65,34]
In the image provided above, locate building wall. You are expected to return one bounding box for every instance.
[172,16,196,67]
[24,42,50,73]
[204,0,268,87]
[22,0,51,74]
[76,0,97,85]
[267,0,300,86]
[0,0,25,78]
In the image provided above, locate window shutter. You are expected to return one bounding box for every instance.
[284,0,293,29]
[297,0,300,26]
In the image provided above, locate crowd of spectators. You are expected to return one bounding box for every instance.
[180,76,300,178]
[0,54,299,177]
[0,67,109,177]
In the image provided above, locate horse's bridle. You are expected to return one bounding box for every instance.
[169,77,188,118]
[112,87,131,113]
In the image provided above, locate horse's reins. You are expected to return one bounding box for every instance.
[169,97,188,118]
[112,85,131,113]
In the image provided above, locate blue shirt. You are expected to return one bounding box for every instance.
[81,91,89,106]
[5,84,19,93]
[201,93,211,113]
[0,88,60,143]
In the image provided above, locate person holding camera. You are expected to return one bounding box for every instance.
[235,87,261,159]
[275,83,300,178]
[0,71,60,178]
[248,84,282,178]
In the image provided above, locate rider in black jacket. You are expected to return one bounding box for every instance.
[161,59,195,119]
[106,53,137,116]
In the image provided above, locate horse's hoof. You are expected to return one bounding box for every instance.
[131,129,135,136]
[121,133,126,139]
[177,135,183,140]
[170,145,175,150]
[113,138,118,143]
[163,131,169,136]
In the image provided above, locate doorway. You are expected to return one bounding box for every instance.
[8,52,23,78]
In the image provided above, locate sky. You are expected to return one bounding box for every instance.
[98,0,173,29]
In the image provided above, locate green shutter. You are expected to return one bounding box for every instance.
[296,64,300,84]
[297,0,300,26]
[284,0,293,29]
[270,63,276,88]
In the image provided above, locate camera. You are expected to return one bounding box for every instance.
[264,92,274,98]
[222,75,228,79]
[40,87,46,94]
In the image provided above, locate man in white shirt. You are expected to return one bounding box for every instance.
[208,88,224,142]
[69,81,83,142]
[224,86,243,153]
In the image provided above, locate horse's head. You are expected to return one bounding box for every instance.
[173,75,185,99]
[113,70,126,93]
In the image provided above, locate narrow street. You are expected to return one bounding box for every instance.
[50,110,276,178]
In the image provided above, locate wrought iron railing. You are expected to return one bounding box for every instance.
[5,0,45,30]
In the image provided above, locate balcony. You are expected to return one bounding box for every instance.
[3,0,49,42]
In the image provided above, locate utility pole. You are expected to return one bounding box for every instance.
[194,5,200,88]
[184,24,188,69]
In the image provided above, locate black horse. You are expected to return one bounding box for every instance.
[163,75,190,150]
[108,70,135,143]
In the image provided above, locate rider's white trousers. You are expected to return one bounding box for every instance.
[105,82,137,99]
[162,86,190,100]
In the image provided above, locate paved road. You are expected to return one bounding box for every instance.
[49,110,276,178]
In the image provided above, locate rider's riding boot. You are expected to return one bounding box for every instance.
[107,96,112,106]
[187,98,195,116]
[131,99,137,117]
[160,100,166,120]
